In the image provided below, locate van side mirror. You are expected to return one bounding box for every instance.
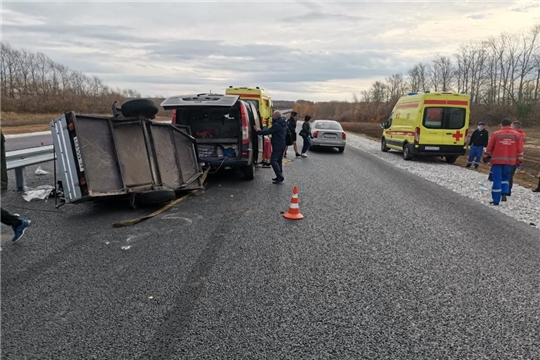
[380,121,389,129]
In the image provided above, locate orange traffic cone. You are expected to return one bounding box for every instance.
[283,186,304,220]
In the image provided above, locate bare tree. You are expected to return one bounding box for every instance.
[385,73,408,103]
[0,42,145,113]
[408,63,430,92]
[432,55,454,91]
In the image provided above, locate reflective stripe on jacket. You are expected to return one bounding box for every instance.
[484,127,524,165]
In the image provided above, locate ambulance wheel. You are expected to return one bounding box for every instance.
[445,156,458,164]
[403,144,414,160]
[381,138,389,152]
[121,98,159,119]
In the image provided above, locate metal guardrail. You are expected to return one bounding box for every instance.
[6,145,55,191]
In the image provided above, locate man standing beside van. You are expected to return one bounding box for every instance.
[254,111,288,183]
[483,118,524,205]
[466,122,489,169]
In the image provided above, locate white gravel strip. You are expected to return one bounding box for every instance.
[347,133,540,231]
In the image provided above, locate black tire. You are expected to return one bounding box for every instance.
[381,138,389,152]
[445,156,458,164]
[121,99,159,119]
[135,189,176,206]
[243,162,255,180]
[403,144,414,160]
[338,146,345,153]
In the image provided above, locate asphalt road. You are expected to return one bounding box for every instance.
[4,132,53,151]
[2,142,539,359]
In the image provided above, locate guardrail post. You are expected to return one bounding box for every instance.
[15,167,26,191]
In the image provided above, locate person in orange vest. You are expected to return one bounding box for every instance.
[482,118,524,205]
[506,121,526,198]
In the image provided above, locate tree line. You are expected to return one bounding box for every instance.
[0,42,142,114]
[294,25,540,127]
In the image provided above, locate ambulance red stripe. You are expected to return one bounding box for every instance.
[424,100,447,105]
[447,100,469,106]
[395,102,419,109]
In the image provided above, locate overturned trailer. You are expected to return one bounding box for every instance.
[51,99,204,208]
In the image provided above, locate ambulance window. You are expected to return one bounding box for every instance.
[423,108,443,128]
[446,108,466,129]
[423,107,466,129]
[246,100,259,111]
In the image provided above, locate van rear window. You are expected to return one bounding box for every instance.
[423,107,466,129]
[175,107,240,138]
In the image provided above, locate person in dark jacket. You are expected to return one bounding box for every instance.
[299,115,313,157]
[284,111,300,158]
[466,121,489,169]
[254,111,288,183]
[1,130,7,190]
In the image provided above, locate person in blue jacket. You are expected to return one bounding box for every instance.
[254,111,288,183]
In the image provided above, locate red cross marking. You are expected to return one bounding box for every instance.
[452,130,463,142]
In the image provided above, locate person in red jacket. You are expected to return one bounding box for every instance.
[506,121,526,197]
[483,118,524,205]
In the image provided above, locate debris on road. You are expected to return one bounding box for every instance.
[34,166,49,175]
[23,185,54,202]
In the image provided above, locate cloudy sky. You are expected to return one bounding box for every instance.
[2,0,539,101]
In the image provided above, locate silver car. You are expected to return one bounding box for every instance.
[310,120,346,153]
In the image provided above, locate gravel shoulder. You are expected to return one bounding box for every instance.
[345,133,540,231]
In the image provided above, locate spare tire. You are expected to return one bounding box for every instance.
[121,99,159,119]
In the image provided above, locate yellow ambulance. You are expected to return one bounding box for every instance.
[380,92,470,163]
[225,86,273,128]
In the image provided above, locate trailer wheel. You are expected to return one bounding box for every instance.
[135,190,176,206]
[243,162,255,180]
[121,99,159,119]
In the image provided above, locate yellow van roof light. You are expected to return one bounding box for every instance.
[425,90,430,93]
[408,92,417,95]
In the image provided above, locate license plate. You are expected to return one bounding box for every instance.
[323,134,337,138]
[425,146,440,150]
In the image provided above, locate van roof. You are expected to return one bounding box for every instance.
[161,93,239,109]
[397,92,469,104]
[401,92,469,99]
